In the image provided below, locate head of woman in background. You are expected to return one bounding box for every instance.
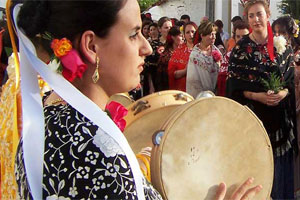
[195,20,218,50]
[183,21,197,49]
[142,20,151,39]
[244,0,270,44]
[149,22,159,41]
[233,20,250,44]
[272,16,300,52]
[158,16,172,44]
[165,26,183,52]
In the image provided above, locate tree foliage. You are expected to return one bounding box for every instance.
[278,0,300,20]
[138,0,159,12]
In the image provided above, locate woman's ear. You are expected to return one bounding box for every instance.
[79,30,98,64]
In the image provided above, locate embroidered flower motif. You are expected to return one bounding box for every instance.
[105,101,128,132]
[76,166,90,179]
[85,151,99,165]
[92,175,104,191]
[104,162,117,178]
[212,50,222,62]
[246,46,253,53]
[93,128,125,157]
[51,38,72,57]
[273,35,287,55]
[68,186,78,197]
[71,132,84,146]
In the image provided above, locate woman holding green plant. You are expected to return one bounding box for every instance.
[226,0,298,199]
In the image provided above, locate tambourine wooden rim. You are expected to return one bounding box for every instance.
[124,90,194,127]
[151,97,273,200]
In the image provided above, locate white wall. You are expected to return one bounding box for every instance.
[147,0,206,26]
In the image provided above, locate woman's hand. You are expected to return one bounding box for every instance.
[174,68,187,79]
[244,89,288,106]
[215,178,262,200]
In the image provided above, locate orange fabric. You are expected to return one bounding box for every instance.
[168,43,192,92]
[227,38,236,52]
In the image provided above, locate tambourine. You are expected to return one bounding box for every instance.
[124,90,194,154]
[151,97,273,200]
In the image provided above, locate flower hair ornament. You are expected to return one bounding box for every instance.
[293,20,299,38]
[43,32,87,82]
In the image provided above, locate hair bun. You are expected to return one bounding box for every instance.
[18,0,50,38]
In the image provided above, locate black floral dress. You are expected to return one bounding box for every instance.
[226,35,298,199]
[15,102,162,199]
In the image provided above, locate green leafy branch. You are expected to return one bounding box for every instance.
[261,72,285,94]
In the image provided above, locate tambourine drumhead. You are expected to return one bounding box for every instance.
[124,90,193,154]
[108,93,134,107]
[151,97,273,200]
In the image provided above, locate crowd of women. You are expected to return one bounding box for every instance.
[138,0,300,199]
[0,0,299,199]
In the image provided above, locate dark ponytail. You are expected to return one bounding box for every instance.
[18,0,50,38]
[18,0,126,41]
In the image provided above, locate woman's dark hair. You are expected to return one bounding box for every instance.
[149,22,158,30]
[272,16,300,52]
[18,0,127,42]
[233,20,249,38]
[165,26,181,51]
[158,16,171,28]
[214,32,225,49]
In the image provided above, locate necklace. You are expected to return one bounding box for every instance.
[252,33,267,45]
[49,98,65,105]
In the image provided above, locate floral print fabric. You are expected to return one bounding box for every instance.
[15,102,162,199]
[186,44,220,98]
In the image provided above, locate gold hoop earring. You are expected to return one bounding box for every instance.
[92,57,100,83]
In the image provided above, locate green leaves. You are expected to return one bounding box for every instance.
[138,0,159,12]
[260,72,285,94]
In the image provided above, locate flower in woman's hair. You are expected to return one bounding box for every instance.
[51,38,72,57]
[212,50,222,63]
[273,35,287,55]
[47,58,60,73]
[105,101,128,132]
[60,49,88,82]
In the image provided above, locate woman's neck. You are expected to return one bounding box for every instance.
[160,35,166,44]
[251,30,268,44]
[187,41,194,49]
[199,42,211,51]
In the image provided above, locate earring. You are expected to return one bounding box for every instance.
[92,57,100,83]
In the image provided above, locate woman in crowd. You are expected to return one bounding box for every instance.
[143,22,162,95]
[217,20,249,96]
[158,16,172,45]
[226,0,298,199]
[142,20,151,40]
[168,21,197,91]
[156,26,183,91]
[12,0,262,199]
[272,15,300,198]
[186,21,222,98]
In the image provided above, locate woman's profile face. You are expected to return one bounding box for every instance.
[201,31,216,45]
[184,24,196,44]
[172,33,184,47]
[95,0,152,96]
[159,21,172,38]
[247,3,269,33]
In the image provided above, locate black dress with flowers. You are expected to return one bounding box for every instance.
[226,35,298,157]
[15,102,162,199]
